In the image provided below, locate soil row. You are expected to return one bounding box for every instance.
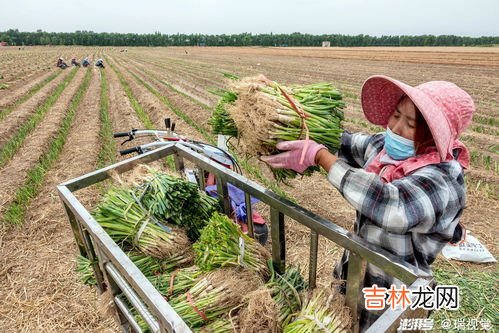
[0,47,82,85]
[107,54,206,143]
[104,55,143,161]
[0,67,118,332]
[0,68,74,148]
[0,69,59,109]
[0,52,58,86]
[115,56,213,131]
[123,55,219,107]
[0,68,87,218]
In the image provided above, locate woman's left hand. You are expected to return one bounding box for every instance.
[260,140,326,173]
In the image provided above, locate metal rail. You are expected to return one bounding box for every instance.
[58,142,432,333]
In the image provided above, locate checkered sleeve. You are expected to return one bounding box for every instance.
[328,160,459,235]
[338,131,384,168]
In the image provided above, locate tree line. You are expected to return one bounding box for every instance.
[1,29,498,47]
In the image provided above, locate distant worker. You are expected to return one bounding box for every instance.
[82,57,90,67]
[56,57,68,69]
[71,57,80,67]
[95,58,105,69]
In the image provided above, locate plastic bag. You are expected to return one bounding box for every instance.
[442,230,496,263]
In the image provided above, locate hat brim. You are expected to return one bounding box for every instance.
[361,75,452,160]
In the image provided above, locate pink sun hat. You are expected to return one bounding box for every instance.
[361,75,475,160]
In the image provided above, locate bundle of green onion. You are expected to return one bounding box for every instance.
[193,212,270,277]
[260,82,344,148]
[170,268,262,328]
[267,264,307,327]
[239,263,307,332]
[76,255,97,286]
[283,291,348,333]
[128,251,193,277]
[92,186,190,259]
[148,266,202,299]
[75,250,193,289]
[211,76,345,181]
[138,169,220,241]
[170,278,227,328]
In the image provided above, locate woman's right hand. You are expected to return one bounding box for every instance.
[260,140,327,173]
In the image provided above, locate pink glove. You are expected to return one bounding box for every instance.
[260,140,326,173]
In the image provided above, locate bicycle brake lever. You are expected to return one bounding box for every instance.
[120,135,133,145]
[119,128,138,145]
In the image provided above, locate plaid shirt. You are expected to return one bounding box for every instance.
[329,132,466,332]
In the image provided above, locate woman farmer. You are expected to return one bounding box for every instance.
[261,75,475,331]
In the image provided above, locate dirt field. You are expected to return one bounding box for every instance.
[0,46,497,332]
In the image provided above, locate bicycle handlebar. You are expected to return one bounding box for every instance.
[113,132,130,138]
[120,147,141,155]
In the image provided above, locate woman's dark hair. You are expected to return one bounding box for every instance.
[414,107,435,154]
[398,94,434,154]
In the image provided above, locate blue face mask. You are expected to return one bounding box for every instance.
[384,128,416,160]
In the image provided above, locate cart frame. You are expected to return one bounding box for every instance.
[57,143,432,333]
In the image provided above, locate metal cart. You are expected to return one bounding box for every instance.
[57,142,432,333]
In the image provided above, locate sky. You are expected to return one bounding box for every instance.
[0,0,498,36]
